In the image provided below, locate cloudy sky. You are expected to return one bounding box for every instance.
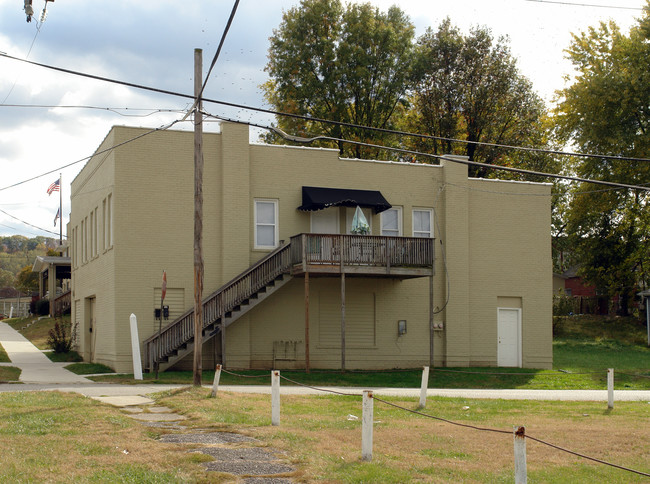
[0,0,645,238]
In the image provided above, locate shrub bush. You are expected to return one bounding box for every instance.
[47,321,76,353]
[34,299,49,316]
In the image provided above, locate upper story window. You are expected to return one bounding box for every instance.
[254,199,278,249]
[381,207,402,236]
[413,209,433,238]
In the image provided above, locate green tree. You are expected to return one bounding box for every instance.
[262,0,417,158]
[554,5,650,315]
[16,265,38,294]
[404,19,551,178]
[0,268,14,289]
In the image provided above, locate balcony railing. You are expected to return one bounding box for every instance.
[290,234,434,276]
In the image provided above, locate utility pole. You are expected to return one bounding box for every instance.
[193,49,204,386]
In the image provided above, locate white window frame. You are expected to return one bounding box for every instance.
[380,207,402,236]
[412,208,433,238]
[254,199,279,249]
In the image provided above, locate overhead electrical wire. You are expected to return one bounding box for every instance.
[0,104,188,117]
[203,112,650,192]
[199,0,240,100]
[0,208,62,237]
[0,118,185,192]
[524,0,643,10]
[2,51,650,165]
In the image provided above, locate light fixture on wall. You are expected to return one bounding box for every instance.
[398,320,407,336]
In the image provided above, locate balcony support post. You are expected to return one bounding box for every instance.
[341,271,346,372]
[304,270,310,372]
[429,274,434,367]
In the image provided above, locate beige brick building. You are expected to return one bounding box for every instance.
[69,122,552,373]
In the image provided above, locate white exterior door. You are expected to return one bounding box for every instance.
[311,208,339,234]
[497,308,521,367]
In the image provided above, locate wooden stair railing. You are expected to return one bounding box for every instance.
[144,242,292,371]
[53,290,71,316]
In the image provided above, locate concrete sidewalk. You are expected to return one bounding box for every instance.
[1,320,649,404]
[0,321,92,384]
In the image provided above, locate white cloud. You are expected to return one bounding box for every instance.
[0,0,646,236]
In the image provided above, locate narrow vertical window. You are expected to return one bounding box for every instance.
[81,219,86,263]
[413,209,433,238]
[107,193,113,248]
[93,208,98,256]
[254,199,278,249]
[102,199,106,251]
[89,211,94,258]
[380,207,402,236]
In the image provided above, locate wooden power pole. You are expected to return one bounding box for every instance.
[193,48,204,386]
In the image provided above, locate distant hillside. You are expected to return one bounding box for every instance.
[0,235,59,289]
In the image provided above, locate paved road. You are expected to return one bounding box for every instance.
[1,321,649,403]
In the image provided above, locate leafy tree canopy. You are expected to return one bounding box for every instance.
[553,3,650,314]
[262,0,417,158]
[401,18,552,179]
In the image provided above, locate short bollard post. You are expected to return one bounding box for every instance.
[211,364,222,397]
[514,426,527,484]
[607,368,614,409]
[419,366,430,409]
[362,390,373,461]
[271,370,280,426]
[129,314,143,381]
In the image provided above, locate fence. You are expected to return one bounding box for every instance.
[210,365,650,481]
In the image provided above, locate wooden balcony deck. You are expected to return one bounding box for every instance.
[289,233,434,278]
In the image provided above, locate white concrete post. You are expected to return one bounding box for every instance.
[419,366,430,409]
[514,426,527,484]
[607,368,614,409]
[211,364,222,397]
[9,306,13,319]
[129,313,143,380]
[271,370,280,426]
[362,390,374,461]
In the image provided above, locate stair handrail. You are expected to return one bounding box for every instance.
[143,241,292,369]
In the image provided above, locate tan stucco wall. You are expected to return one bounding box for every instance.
[71,122,552,372]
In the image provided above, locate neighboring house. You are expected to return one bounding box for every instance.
[32,255,71,316]
[562,266,597,298]
[69,122,552,373]
[559,266,609,315]
[553,273,566,296]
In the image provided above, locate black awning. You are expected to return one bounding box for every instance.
[297,186,392,213]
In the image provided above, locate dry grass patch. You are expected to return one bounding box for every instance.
[158,387,650,483]
[0,391,211,483]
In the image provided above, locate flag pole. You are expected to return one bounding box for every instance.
[59,173,62,246]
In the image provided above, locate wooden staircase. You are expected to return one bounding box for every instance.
[143,242,292,372]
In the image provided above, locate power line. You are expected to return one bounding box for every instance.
[2,51,650,164]
[0,118,185,192]
[0,104,188,117]
[1,8,46,104]
[204,112,650,192]
[0,208,63,237]
[524,0,644,10]
[199,0,240,100]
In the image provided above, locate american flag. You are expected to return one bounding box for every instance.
[47,178,60,195]
[54,208,60,227]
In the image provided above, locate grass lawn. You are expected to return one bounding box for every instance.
[5,315,71,350]
[0,315,648,482]
[0,391,207,483]
[0,366,20,382]
[0,387,648,483]
[0,342,9,363]
[161,387,650,483]
[91,315,650,390]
